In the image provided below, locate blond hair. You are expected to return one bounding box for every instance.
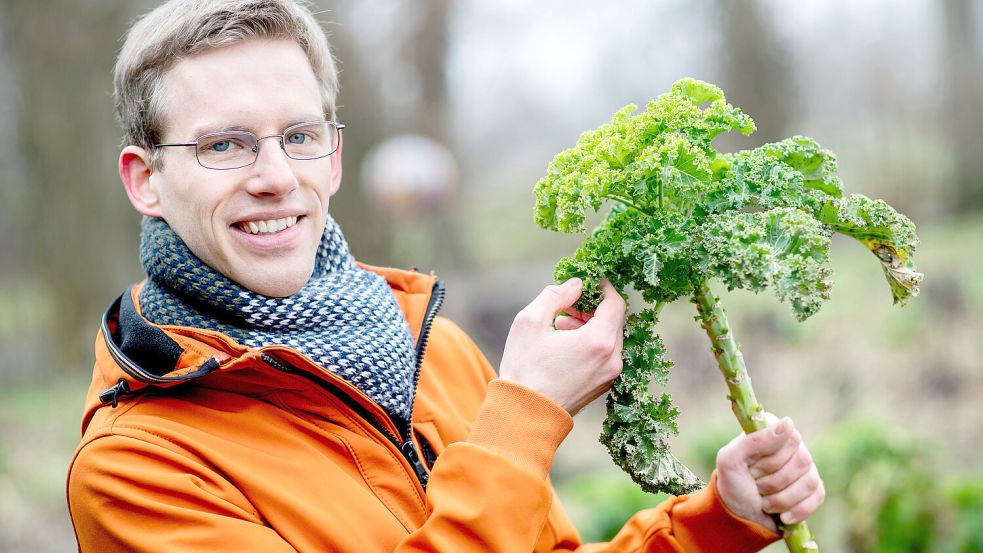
[113,0,339,167]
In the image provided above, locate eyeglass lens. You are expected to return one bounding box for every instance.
[195,122,339,169]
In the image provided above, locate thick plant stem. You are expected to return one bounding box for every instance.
[692,279,819,553]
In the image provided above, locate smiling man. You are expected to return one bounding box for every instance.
[67,1,823,552]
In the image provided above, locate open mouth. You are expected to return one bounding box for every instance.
[236,216,300,235]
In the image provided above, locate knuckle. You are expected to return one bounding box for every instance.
[605,358,623,379]
[716,444,741,470]
[805,476,820,494]
[715,448,727,467]
[796,451,813,472]
[785,509,803,525]
[512,309,536,328]
[756,478,778,496]
[587,337,615,357]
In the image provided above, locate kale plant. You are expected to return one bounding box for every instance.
[534,78,922,553]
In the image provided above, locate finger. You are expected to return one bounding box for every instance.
[522,278,584,325]
[760,464,823,516]
[609,315,625,361]
[748,422,802,478]
[553,315,586,331]
[779,478,826,525]
[562,308,593,322]
[760,412,780,427]
[754,442,813,495]
[585,280,626,332]
[742,417,797,465]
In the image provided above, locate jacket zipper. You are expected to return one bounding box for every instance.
[263,279,445,490]
[401,279,445,487]
[99,292,221,405]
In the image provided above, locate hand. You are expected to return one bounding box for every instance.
[714,415,825,533]
[499,278,626,415]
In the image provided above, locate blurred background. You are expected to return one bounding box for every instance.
[1,0,981,550]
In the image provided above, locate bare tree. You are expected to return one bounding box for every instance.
[942,0,983,211]
[711,0,793,150]
[3,0,140,377]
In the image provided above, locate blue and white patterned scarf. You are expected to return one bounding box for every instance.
[137,216,418,422]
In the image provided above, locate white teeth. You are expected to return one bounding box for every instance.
[239,216,299,235]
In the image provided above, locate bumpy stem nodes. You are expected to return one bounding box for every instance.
[692,279,819,552]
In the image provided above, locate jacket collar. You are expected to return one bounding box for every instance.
[83,264,439,430]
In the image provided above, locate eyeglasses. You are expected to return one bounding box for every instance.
[155,121,345,170]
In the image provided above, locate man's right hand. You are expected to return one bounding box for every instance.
[498,278,627,415]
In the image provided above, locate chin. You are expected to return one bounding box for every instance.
[233,266,312,297]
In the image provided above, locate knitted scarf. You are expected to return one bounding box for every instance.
[137,216,418,423]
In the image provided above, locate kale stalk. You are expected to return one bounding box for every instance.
[533,78,923,553]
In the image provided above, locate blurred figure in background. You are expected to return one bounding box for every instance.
[66,1,823,551]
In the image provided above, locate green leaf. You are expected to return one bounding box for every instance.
[815,194,923,304]
[642,248,662,288]
[600,309,704,495]
[693,208,834,321]
[758,136,843,198]
[672,77,724,105]
[533,79,752,232]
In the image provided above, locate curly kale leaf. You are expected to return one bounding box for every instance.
[554,207,696,313]
[693,208,834,321]
[816,194,923,304]
[534,78,753,233]
[600,309,704,495]
[701,136,841,216]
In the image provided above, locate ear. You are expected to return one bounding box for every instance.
[328,131,343,196]
[120,146,164,218]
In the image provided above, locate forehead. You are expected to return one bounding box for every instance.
[160,38,324,138]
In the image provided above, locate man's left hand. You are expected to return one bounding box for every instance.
[714,415,825,532]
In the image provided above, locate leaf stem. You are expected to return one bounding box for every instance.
[691,279,819,553]
[603,194,657,217]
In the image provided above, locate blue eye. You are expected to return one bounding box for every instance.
[211,140,233,152]
[287,132,308,145]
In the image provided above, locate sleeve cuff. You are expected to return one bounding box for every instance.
[670,471,781,551]
[466,379,574,479]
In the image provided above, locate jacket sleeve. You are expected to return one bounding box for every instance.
[68,433,297,553]
[395,318,779,553]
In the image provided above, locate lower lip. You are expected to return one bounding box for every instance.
[230,217,305,251]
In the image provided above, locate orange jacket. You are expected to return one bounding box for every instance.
[68,264,778,552]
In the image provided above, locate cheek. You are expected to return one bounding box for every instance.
[300,169,335,208]
[155,176,229,240]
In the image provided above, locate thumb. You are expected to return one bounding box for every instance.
[526,278,584,324]
[742,415,792,462]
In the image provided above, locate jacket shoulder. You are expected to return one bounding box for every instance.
[424,316,498,383]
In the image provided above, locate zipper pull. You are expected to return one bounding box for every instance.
[400,440,430,489]
[99,379,130,408]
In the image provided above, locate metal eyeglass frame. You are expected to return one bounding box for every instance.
[154,121,345,170]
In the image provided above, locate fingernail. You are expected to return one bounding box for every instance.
[774,419,787,436]
[780,512,792,525]
[564,277,582,287]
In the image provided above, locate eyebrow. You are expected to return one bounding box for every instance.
[186,117,327,140]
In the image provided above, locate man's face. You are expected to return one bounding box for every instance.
[143,38,340,296]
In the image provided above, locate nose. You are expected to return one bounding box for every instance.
[245,136,298,197]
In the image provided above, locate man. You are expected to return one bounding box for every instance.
[68,1,824,551]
